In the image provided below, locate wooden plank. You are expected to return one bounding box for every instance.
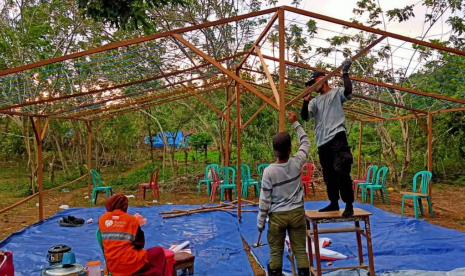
[0,8,277,76]
[286,35,387,107]
[236,11,279,70]
[357,121,363,179]
[320,265,369,271]
[400,192,428,196]
[43,174,89,194]
[255,46,280,105]
[241,94,275,129]
[93,118,109,134]
[305,208,372,219]
[428,112,433,202]
[344,107,385,120]
[0,53,244,112]
[413,111,428,133]
[278,8,286,132]
[236,69,242,218]
[0,193,39,215]
[307,226,363,234]
[87,121,92,197]
[172,34,280,110]
[250,53,464,108]
[40,118,49,141]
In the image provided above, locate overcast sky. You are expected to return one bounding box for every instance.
[263,0,455,40]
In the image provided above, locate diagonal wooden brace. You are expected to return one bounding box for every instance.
[255,46,280,106]
[172,34,279,110]
[286,35,387,107]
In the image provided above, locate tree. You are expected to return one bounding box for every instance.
[78,0,187,31]
[188,132,213,160]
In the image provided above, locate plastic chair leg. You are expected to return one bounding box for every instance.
[401,196,405,217]
[90,190,96,205]
[370,189,374,205]
[383,187,390,204]
[220,188,224,202]
[94,191,99,205]
[418,198,424,216]
[207,182,211,196]
[233,187,237,199]
[427,197,434,217]
[105,189,109,198]
[413,198,419,219]
[138,186,142,199]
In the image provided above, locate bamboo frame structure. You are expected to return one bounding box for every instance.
[1,6,465,221]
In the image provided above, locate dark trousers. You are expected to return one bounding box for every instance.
[318,132,354,204]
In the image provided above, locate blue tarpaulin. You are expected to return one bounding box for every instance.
[0,205,253,276]
[145,132,186,148]
[239,201,465,275]
[2,202,465,275]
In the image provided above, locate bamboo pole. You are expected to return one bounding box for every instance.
[86,121,93,198]
[225,87,231,166]
[278,8,286,132]
[236,68,243,218]
[31,117,44,220]
[357,121,363,179]
[427,112,433,201]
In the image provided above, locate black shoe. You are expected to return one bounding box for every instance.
[267,264,283,276]
[318,202,339,212]
[298,267,310,276]
[59,216,85,227]
[342,203,354,217]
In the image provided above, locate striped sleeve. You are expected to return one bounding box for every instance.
[292,121,310,168]
[257,170,272,229]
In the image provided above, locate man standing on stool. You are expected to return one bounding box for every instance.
[301,60,355,217]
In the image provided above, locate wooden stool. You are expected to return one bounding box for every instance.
[305,208,374,276]
[174,252,195,275]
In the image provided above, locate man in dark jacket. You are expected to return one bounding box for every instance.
[300,60,355,217]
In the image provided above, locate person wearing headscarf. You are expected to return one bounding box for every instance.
[99,194,165,276]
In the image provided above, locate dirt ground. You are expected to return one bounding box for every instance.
[1,179,465,275]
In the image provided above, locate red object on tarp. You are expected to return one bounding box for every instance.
[0,251,14,276]
[163,249,175,276]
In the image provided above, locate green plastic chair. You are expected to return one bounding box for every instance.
[401,171,434,219]
[257,164,270,188]
[356,165,378,202]
[96,229,112,276]
[365,167,390,205]
[218,166,237,202]
[241,164,259,198]
[197,164,219,196]
[90,170,113,205]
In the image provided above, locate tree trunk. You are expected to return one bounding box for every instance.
[148,124,154,163]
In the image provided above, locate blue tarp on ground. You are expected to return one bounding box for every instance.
[145,132,186,148]
[239,201,465,275]
[0,205,253,276]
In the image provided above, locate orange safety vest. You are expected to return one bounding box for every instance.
[99,210,147,275]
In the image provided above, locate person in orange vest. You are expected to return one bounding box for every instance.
[99,194,166,275]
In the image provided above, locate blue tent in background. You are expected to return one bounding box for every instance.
[144,131,188,148]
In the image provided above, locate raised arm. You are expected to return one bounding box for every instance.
[301,87,314,122]
[341,60,353,98]
[289,111,310,168]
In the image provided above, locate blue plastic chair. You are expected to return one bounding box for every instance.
[401,171,434,219]
[365,167,390,205]
[90,170,113,205]
[217,167,237,202]
[356,165,378,202]
[96,229,112,276]
[241,164,259,198]
[197,164,219,196]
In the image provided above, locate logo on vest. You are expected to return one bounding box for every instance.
[105,220,114,228]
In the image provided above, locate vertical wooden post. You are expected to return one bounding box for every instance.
[278,8,286,132]
[31,117,44,220]
[236,68,242,218]
[427,112,433,199]
[86,121,93,198]
[357,121,363,179]
[225,86,231,167]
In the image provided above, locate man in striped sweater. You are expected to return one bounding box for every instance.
[257,110,310,276]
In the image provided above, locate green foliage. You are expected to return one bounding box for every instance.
[188,132,213,152]
[78,0,187,31]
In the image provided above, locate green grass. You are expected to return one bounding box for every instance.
[174,150,220,164]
